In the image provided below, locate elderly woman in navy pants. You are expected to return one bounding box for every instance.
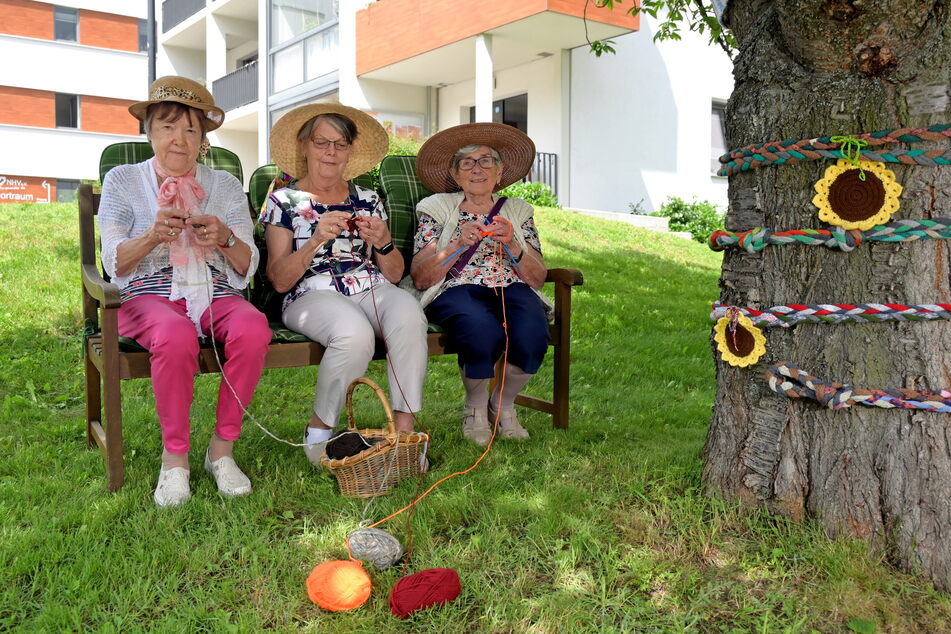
[411,123,550,447]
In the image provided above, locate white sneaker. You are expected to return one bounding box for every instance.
[204,451,252,498]
[154,467,191,507]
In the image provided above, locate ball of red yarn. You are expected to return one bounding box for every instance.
[306,560,372,611]
[389,568,461,618]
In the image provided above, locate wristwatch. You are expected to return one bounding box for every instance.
[220,232,236,249]
[375,241,395,255]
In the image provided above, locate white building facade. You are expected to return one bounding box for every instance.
[160,0,734,213]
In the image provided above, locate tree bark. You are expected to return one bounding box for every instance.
[704,0,951,588]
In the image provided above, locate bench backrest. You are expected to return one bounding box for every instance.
[377,155,432,271]
[99,142,244,183]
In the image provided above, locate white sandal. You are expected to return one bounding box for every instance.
[154,466,191,507]
[204,451,252,498]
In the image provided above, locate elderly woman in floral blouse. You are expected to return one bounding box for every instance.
[261,103,428,464]
[411,123,550,447]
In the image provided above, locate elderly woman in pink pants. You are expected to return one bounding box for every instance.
[98,76,272,507]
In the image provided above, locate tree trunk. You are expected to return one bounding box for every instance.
[704,0,951,588]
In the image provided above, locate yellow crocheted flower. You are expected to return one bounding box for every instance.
[812,159,902,231]
[713,312,767,368]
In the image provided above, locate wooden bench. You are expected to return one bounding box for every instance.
[80,151,583,492]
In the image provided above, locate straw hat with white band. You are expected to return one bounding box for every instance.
[128,75,225,131]
[415,123,536,194]
[269,103,389,182]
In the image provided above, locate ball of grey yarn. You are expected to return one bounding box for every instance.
[348,527,403,570]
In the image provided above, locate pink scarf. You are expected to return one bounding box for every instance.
[153,158,212,334]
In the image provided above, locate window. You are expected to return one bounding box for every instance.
[56,179,80,203]
[711,101,728,174]
[138,19,149,53]
[238,53,258,68]
[54,6,79,42]
[271,0,338,46]
[468,94,527,132]
[55,93,79,128]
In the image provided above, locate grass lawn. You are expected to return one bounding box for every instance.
[2,202,950,632]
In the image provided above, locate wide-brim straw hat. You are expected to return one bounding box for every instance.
[270,103,389,181]
[128,75,225,131]
[416,123,536,193]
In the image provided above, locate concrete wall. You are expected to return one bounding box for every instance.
[437,53,564,153]
[569,16,733,214]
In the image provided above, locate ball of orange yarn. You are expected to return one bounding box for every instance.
[306,560,372,611]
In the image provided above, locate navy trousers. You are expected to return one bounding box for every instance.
[425,282,549,379]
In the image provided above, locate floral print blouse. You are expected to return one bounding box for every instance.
[413,209,542,292]
[261,182,386,310]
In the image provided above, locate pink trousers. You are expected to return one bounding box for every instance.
[118,294,272,453]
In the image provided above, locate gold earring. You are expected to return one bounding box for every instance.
[199,139,210,161]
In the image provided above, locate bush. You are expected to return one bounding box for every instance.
[363,135,424,191]
[651,196,725,242]
[498,181,560,208]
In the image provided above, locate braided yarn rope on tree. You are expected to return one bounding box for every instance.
[708,218,951,253]
[711,301,951,327]
[721,124,951,162]
[765,362,951,412]
[718,147,951,177]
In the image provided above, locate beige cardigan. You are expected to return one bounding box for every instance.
[412,192,551,313]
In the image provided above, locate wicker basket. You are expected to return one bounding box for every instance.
[320,377,429,498]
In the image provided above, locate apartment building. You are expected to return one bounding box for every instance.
[3,0,726,213]
[0,0,148,203]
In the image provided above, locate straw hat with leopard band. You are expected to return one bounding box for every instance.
[129,76,225,131]
[416,122,536,194]
[270,103,388,182]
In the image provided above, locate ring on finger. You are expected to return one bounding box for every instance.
[168,230,175,236]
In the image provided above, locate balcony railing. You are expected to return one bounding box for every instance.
[524,152,558,197]
[212,62,259,112]
[162,0,205,32]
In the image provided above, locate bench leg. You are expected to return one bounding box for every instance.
[100,310,125,492]
[85,352,101,449]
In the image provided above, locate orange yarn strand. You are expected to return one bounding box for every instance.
[368,240,511,531]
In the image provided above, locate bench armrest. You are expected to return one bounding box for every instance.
[545,268,584,287]
[82,263,121,309]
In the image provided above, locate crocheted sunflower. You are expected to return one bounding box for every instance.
[812,159,902,231]
[714,312,766,368]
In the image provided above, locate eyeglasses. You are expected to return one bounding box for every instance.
[311,137,352,151]
[457,156,498,170]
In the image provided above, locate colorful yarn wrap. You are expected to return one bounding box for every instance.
[766,362,951,412]
[718,124,951,176]
[711,301,951,328]
[709,218,951,253]
[389,568,461,619]
[718,147,951,177]
[722,124,951,162]
[347,527,403,570]
[306,560,372,611]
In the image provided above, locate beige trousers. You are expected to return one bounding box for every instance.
[282,282,428,426]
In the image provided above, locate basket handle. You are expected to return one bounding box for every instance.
[345,377,397,437]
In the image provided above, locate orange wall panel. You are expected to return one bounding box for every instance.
[356,0,638,75]
[0,86,54,127]
[81,96,139,135]
[0,0,53,40]
[80,10,139,52]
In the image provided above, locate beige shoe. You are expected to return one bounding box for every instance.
[489,406,530,440]
[204,451,252,498]
[154,466,191,507]
[462,407,492,447]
